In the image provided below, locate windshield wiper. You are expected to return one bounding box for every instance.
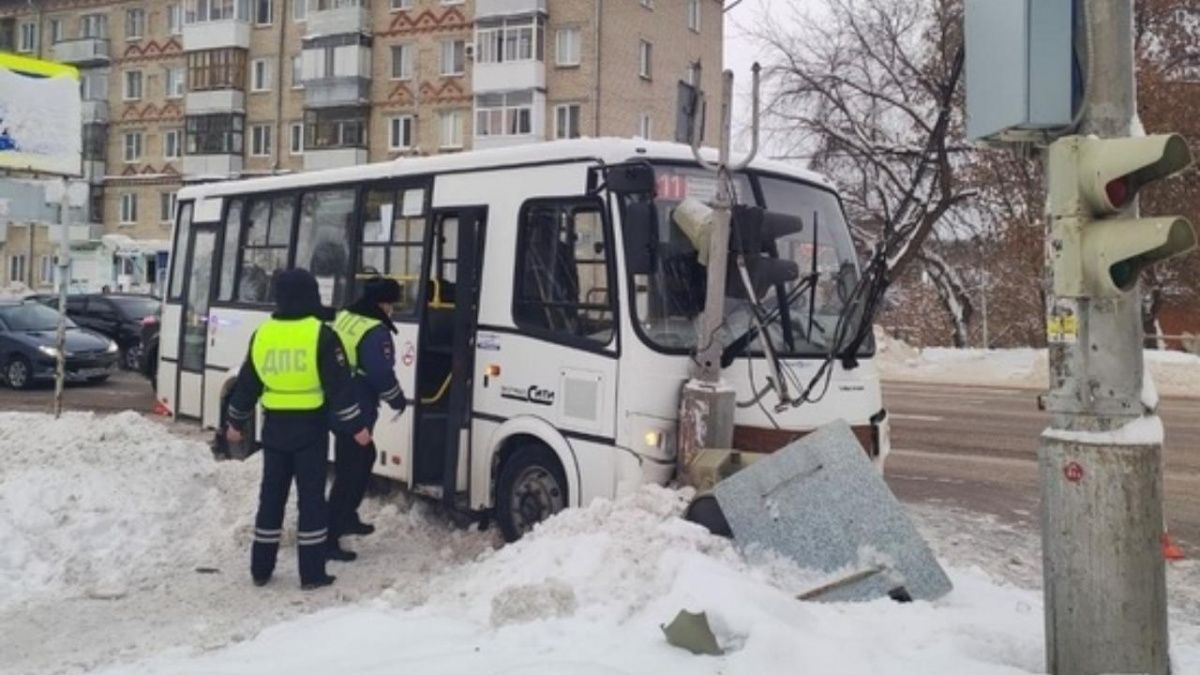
[719,271,819,368]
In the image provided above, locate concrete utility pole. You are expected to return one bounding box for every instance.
[677,66,759,472]
[1039,1,1171,672]
[53,178,71,419]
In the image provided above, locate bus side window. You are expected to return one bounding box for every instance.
[359,186,425,317]
[295,188,356,307]
[513,199,614,346]
[217,198,242,302]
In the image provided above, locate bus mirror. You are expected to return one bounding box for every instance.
[607,163,656,195]
[624,201,659,275]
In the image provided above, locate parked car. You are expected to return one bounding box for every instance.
[139,308,160,390]
[0,300,119,389]
[35,293,160,371]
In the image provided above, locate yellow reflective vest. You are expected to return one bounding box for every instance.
[331,309,381,372]
[251,317,324,411]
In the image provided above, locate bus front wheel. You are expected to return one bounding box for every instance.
[495,444,567,543]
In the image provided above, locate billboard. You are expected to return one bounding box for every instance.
[0,53,82,177]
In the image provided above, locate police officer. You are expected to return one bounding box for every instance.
[225,268,371,590]
[326,277,407,561]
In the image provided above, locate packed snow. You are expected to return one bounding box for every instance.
[875,328,1200,398]
[2,412,1200,674]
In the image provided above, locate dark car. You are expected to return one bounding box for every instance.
[37,293,160,371]
[0,301,120,389]
[138,308,160,390]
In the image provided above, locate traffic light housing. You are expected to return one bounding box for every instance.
[1048,134,1196,298]
[671,199,805,300]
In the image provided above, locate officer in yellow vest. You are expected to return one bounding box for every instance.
[225,269,371,590]
[326,277,407,561]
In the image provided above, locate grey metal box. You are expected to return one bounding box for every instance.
[965,0,1075,142]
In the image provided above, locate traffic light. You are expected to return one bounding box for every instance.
[671,199,805,300]
[1048,134,1196,297]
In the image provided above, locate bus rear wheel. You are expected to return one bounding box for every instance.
[495,445,567,543]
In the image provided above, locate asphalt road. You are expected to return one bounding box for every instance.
[2,372,1196,550]
[884,381,1200,548]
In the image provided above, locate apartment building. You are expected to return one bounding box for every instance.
[0,0,723,287]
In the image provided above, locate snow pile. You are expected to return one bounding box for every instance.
[0,412,254,610]
[875,328,1200,398]
[108,486,1079,675]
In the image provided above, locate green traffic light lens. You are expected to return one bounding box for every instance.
[1109,260,1138,292]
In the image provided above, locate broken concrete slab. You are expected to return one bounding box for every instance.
[713,420,953,602]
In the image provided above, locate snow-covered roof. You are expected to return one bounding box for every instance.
[178,138,835,201]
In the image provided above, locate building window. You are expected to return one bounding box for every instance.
[124,132,144,162]
[293,0,307,20]
[18,23,35,52]
[164,129,183,160]
[441,0,464,5]
[81,14,108,39]
[391,0,413,9]
[638,113,652,139]
[391,44,414,80]
[440,39,466,76]
[187,48,247,91]
[513,199,614,346]
[389,115,414,150]
[304,107,367,150]
[476,91,532,137]
[555,27,580,67]
[290,122,304,155]
[83,123,107,161]
[439,109,463,149]
[250,124,273,156]
[638,40,652,80]
[121,194,139,225]
[166,66,186,98]
[686,61,700,86]
[554,104,581,140]
[49,19,63,44]
[127,8,146,40]
[255,0,273,25]
[124,70,144,100]
[251,58,272,91]
[82,72,109,101]
[186,0,252,23]
[476,17,544,65]
[186,113,245,154]
[292,55,304,88]
[161,192,178,223]
[687,0,701,32]
[640,0,654,8]
[39,256,55,285]
[9,255,27,284]
[168,4,184,34]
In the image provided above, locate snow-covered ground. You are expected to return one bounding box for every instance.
[876,329,1200,398]
[3,412,1199,674]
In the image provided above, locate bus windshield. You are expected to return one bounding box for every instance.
[628,165,867,358]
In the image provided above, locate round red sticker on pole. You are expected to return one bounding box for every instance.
[1064,462,1085,483]
[402,342,415,367]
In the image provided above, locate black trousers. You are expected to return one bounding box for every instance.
[328,432,376,541]
[251,439,328,584]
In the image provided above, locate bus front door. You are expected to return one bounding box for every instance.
[412,207,486,505]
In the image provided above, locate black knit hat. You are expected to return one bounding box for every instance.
[360,277,402,305]
[273,268,334,321]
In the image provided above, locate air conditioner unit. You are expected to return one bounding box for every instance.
[464,43,475,60]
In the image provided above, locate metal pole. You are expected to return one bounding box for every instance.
[980,271,989,349]
[1039,1,1168,672]
[53,178,70,419]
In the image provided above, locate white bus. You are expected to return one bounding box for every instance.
[157,138,890,540]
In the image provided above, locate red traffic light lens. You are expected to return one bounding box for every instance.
[1105,176,1132,208]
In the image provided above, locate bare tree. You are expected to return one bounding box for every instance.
[753,0,980,346]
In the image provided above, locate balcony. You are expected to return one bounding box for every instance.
[82,100,109,124]
[82,160,106,186]
[183,154,243,179]
[475,0,547,20]
[186,90,246,114]
[473,61,544,94]
[52,38,111,67]
[304,148,367,171]
[304,77,370,109]
[183,20,250,51]
[307,4,371,37]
